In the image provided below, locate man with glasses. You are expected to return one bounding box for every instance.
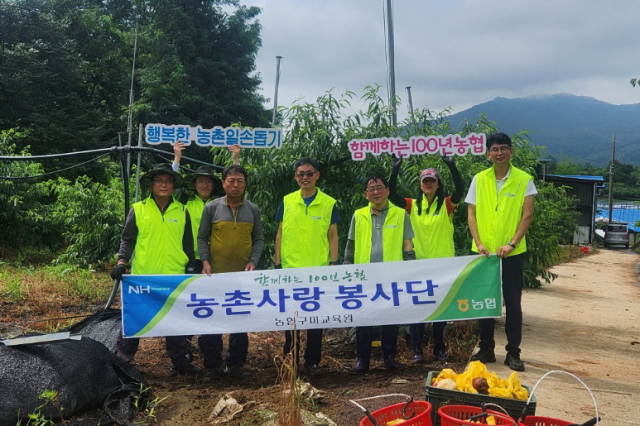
[197,165,264,382]
[344,173,415,373]
[274,157,340,374]
[466,132,537,372]
[111,163,199,375]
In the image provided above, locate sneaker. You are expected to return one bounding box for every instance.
[411,353,424,364]
[176,363,201,376]
[383,356,407,369]
[470,348,496,364]
[225,365,249,378]
[434,348,451,362]
[504,353,525,371]
[350,359,369,373]
[200,367,221,383]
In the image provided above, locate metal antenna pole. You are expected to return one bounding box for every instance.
[386,0,397,126]
[607,135,616,224]
[272,56,283,127]
[134,124,143,202]
[125,24,139,211]
[127,25,139,147]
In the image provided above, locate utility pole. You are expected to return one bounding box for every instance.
[272,56,283,127]
[608,135,616,224]
[405,86,414,115]
[385,0,397,126]
[539,158,552,182]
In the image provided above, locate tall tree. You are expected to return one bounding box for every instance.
[0,0,269,170]
[133,0,270,131]
[0,0,130,154]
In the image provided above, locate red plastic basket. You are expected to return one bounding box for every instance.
[438,405,516,426]
[516,371,600,426]
[359,400,433,426]
[518,417,573,426]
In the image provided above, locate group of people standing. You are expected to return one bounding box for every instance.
[111,132,537,382]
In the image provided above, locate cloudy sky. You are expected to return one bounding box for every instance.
[243,0,640,121]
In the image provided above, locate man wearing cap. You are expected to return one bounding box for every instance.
[111,163,199,375]
[344,173,415,373]
[197,164,264,382]
[466,132,537,372]
[274,157,340,374]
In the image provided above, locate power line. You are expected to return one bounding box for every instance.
[0,146,225,171]
[0,153,111,180]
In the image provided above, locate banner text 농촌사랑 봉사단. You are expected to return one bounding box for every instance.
[121,255,501,338]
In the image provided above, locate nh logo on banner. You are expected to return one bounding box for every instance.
[128,286,151,294]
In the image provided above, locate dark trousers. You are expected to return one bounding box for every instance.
[355,325,398,364]
[116,334,193,368]
[193,259,204,274]
[478,253,524,354]
[409,322,446,354]
[198,333,248,368]
[283,329,323,368]
[195,262,250,369]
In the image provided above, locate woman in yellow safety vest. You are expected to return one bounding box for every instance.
[388,155,464,363]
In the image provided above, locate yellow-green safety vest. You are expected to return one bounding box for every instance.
[280,188,336,268]
[410,195,455,259]
[131,197,188,274]
[354,202,405,264]
[186,195,212,259]
[472,165,532,256]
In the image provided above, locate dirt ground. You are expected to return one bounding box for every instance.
[129,247,640,426]
[502,247,640,425]
[130,321,467,425]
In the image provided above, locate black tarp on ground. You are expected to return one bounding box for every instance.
[0,310,147,426]
[64,308,123,354]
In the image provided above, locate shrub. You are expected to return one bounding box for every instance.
[0,130,62,254]
[48,163,125,268]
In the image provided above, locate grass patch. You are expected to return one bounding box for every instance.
[557,244,591,264]
[0,260,112,333]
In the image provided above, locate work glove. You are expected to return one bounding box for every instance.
[441,154,454,163]
[111,264,127,281]
[403,250,416,261]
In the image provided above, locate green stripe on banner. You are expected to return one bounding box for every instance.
[426,255,501,321]
[134,275,199,336]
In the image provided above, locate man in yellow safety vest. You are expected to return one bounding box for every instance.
[111,163,199,375]
[344,173,415,373]
[466,132,537,372]
[274,157,340,374]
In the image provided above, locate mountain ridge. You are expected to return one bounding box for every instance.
[445,93,640,166]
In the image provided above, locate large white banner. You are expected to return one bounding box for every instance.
[121,255,501,338]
